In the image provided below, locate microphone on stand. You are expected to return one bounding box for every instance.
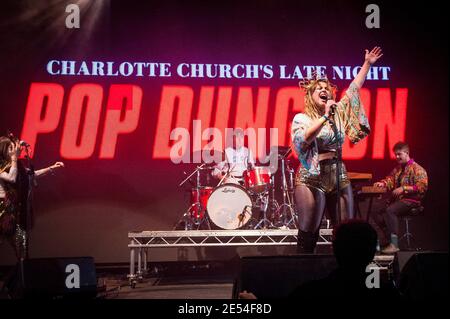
[20,140,30,147]
[325,96,337,116]
[6,133,30,147]
[238,205,251,224]
[329,104,337,116]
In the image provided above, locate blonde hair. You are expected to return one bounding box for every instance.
[300,79,337,119]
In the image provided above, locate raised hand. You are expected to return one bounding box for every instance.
[8,141,21,160]
[373,182,385,188]
[51,162,65,170]
[365,46,383,65]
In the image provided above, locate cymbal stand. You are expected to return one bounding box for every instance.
[178,163,205,187]
[253,190,275,229]
[173,205,194,230]
[275,153,297,229]
[268,175,280,217]
[175,164,211,230]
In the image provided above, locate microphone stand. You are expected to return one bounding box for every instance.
[15,145,34,289]
[23,146,35,259]
[328,110,342,226]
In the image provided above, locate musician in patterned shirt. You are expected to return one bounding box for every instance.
[373,141,428,254]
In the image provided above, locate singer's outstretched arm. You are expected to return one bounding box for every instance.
[353,47,383,89]
[35,161,64,178]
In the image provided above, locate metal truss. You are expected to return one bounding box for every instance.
[129,229,332,248]
[127,229,333,286]
[127,229,394,287]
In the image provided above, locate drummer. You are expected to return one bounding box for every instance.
[212,128,255,186]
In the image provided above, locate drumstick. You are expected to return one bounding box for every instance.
[217,163,236,186]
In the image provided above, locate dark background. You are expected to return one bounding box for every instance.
[0,0,448,265]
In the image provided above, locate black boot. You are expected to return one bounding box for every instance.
[310,231,320,252]
[297,229,317,253]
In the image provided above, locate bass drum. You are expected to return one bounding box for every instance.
[207,184,253,229]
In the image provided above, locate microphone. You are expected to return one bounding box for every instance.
[19,140,30,147]
[6,133,27,145]
[325,96,337,115]
[329,105,337,116]
[238,205,251,224]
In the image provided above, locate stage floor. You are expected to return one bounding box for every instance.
[98,274,234,299]
[0,253,395,299]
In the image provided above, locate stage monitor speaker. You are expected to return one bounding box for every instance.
[232,254,337,299]
[393,251,421,280]
[7,257,97,299]
[394,251,448,299]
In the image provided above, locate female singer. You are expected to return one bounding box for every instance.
[291,47,383,252]
[0,135,64,259]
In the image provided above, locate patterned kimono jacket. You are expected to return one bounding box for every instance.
[291,81,370,176]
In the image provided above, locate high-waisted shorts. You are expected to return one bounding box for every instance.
[295,159,350,194]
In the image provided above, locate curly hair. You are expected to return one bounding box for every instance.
[0,136,13,174]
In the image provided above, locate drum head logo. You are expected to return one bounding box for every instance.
[222,187,235,193]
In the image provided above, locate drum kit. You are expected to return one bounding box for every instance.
[174,147,298,230]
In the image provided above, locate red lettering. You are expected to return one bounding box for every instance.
[153,85,194,158]
[99,84,142,158]
[19,83,409,161]
[212,87,232,143]
[234,87,270,130]
[273,87,304,146]
[60,84,103,159]
[194,86,215,151]
[20,83,64,155]
[373,88,408,159]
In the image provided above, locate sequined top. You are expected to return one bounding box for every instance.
[291,82,370,175]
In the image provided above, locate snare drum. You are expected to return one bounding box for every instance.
[243,167,271,193]
[207,184,253,229]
